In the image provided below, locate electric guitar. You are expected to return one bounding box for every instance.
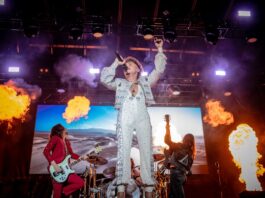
[49,145,102,183]
[164,114,193,175]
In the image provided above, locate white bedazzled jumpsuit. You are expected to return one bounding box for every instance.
[100,49,166,193]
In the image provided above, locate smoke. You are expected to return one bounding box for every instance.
[4,78,42,100]
[54,54,98,88]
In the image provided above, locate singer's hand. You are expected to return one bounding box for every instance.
[117,59,126,66]
[154,37,163,49]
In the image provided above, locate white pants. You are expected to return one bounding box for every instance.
[116,97,155,193]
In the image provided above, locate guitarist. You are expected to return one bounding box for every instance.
[43,124,84,198]
[164,115,196,198]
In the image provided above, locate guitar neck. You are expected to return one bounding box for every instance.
[70,158,82,166]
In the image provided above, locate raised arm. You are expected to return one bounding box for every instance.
[100,58,120,90]
[148,39,167,87]
[164,122,180,149]
[164,123,173,146]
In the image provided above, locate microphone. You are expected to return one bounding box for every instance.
[115,51,128,71]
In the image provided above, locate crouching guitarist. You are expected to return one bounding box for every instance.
[43,124,85,198]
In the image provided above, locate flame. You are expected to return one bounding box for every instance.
[203,99,234,127]
[153,121,182,148]
[228,124,265,191]
[63,96,91,123]
[0,84,31,130]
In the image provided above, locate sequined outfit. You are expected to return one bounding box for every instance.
[100,50,166,193]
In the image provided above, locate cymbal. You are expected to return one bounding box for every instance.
[153,153,164,161]
[87,155,108,165]
[103,166,116,179]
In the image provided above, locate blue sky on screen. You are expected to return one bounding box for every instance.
[35,105,118,132]
[35,105,203,137]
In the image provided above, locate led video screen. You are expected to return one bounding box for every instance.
[30,105,208,174]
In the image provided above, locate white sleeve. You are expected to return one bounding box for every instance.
[100,59,119,90]
[148,50,167,87]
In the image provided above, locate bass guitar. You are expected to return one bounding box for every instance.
[49,145,102,183]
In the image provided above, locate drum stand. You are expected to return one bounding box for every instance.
[88,163,102,198]
[80,167,89,198]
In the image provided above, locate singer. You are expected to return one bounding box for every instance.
[100,38,166,198]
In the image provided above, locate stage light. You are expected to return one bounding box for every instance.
[172,90,181,96]
[205,25,219,45]
[143,26,154,40]
[238,10,251,17]
[0,0,5,6]
[23,21,39,38]
[8,66,20,73]
[89,68,100,74]
[57,88,66,94]
[141,71,148,76]
[167,85,181,96]
[163,16,177,43]
[224,91,232,97]
[245,31,258,43]
[164,28,177,43]
[69,24,83,40]
[39,67,49,73]
[215,70,226,76]
[92,25,104,38]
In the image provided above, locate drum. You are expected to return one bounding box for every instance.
[106,178,140,198]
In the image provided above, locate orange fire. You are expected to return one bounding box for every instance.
[153,121,182,148]
[0,84,31,130]
[228,124,265,191]
[203,99,234,127]
[63,96,91,123]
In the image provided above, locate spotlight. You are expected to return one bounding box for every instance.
[23,21,39,38]
[205,25,219,45]
[141,71,148,76]
[92,25,104,38]
[163,16,177,43]
[39,67,49,73]
[164,28,177,43]
[215,70,226,76]
[224,91,232,97]
[89,68,100,74]
[8,66,20,73]
[143,26,154,40]
[245,31,258,43]
[167,85,181,96]
[69,24,83,40]
[238,10,251,17]
[57,88,66,94]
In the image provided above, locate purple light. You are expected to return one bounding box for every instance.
[89,68,100,74]
[215,70,226,76]
[141,71,148,76]
[238,10,251,17]
[8,66,20,73]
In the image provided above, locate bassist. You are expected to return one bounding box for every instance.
[43,124,84,198]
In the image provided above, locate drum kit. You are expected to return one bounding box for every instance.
[79,153,169,198]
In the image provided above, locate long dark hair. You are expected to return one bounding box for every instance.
[50,124,65,139]
[182,133,196,158]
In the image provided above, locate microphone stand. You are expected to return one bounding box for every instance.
[215,161,223,198]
